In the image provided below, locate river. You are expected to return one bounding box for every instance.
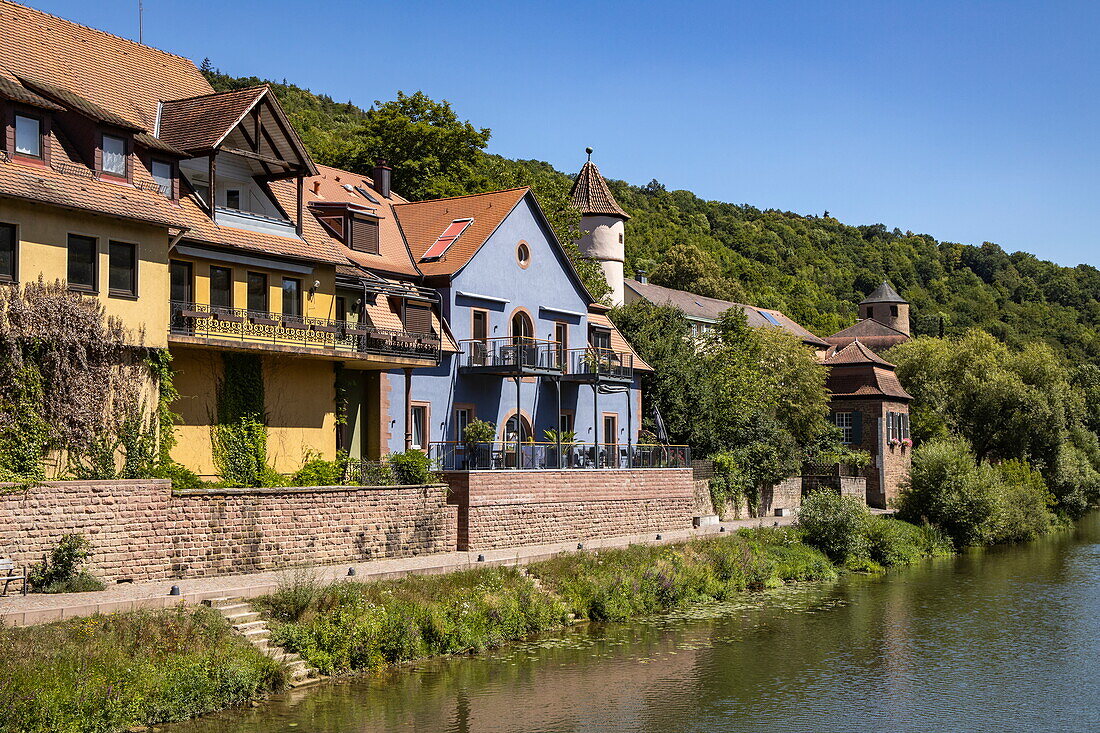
[185,513,1100,732]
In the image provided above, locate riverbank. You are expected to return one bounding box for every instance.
[0,517,958,733]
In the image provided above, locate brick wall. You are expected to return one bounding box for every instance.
[444,469,694,550]
[0,480,456,581]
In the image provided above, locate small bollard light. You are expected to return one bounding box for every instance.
[169,585,180,596]
[773,521,779,527]
[720,526,726,533]
[477,554,485,562]
[577,543,584,550]
[656,534,662,540]
[347,567,356,577]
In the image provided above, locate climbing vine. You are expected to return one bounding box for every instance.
[210,353,274,486]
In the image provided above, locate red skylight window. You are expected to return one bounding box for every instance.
[421,218,473,261]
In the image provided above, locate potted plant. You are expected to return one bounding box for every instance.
[462,419,496,469]
[543,428,578,468]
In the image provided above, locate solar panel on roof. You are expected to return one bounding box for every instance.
[759,310,781,326]
[421,219,473,261]
[355,186,380,204]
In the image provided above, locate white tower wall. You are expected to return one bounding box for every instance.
[577,214,626,305]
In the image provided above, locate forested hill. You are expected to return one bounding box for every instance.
[203,67,1100,364]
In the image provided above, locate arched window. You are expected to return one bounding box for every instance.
[511,311,533,344]
[504,413,532,442]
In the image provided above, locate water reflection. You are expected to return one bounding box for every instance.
[182,514,1100,732]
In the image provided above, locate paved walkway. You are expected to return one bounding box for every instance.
[0,515,796,626]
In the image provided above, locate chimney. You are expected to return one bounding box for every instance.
[312,180,321,195]
[372,158,392,198]
[636,269,648,285]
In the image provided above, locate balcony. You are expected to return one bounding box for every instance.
[458,337,563,377]
[560,347,634,384]
[457,339,635,382]
[427,442,691,471]
[169,301,441,363]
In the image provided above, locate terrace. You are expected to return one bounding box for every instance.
[427,442,691,471]
[458,338,634,382]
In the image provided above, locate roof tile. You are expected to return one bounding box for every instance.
[569,160,629,219]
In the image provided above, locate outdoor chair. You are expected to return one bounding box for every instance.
[0,558,26,596]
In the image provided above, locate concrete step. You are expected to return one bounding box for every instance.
[232,620,266,632]
[204,597,244,610]
[241,628,270,641]
[224,611,261,624]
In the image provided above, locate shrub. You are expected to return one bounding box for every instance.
[28,534,105,593]
[211,416,269,487]
[795,489,870,562]
[259,566,323,623]
[290,451,348,487]
[865,518,931,567]
[388,449,435,485]
[895,436,998,547]
[898,437,1060,547]
[149,461,205,490]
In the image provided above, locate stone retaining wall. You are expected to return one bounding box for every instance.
[443,469,694,550]
[0,480,456,582]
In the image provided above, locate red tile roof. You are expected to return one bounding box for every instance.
[825,341,912,401]
[158,87,269,153]
[824,318,909,353]
[824,340,894,367]
[569,161,629,219]
[393,188,530,277]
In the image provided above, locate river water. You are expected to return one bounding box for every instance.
[187,513,1100,732]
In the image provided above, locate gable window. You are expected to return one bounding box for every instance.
[516,241,530,269]
[349,216,380,255]
[108,241,136,297]
[226,189,241,210]
[210,266,233,310]
[67,234,97,292]
[101,134,127,178]
[589,326,612,351]
[0,223,16,282]
[282,277,302,318]
[247,272,268,312]
[151,159,174,198]
[14,114,41,158]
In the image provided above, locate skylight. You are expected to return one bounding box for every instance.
[421,219,473,261]
[355,185,380,204]
[759,310,781,326]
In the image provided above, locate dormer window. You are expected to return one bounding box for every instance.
[348,215,379,255]
[14,114,42,158]
[100,133,127,178]
[150,159,174,198]
[226,189,241,210]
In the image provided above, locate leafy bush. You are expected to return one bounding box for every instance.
[796,490,870,562]
[864,517,951,567]
[258,566,322,623]
[28,534,105,593]
[897,437,1060,547]
[388,449,435,485]
[290,451,348,487]
[149,460,205,490]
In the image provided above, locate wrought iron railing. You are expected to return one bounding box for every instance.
[460,337,563,372]
[169,301,441,361]
[427,441,690,471]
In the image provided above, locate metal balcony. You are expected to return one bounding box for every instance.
[458,337,563,376]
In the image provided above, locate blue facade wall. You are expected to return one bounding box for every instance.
[383,194,642,453]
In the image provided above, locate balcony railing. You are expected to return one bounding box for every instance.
[427,441,690,471]
[459,337,563,374]
[458,339,634,381]
[563,347,633,382]
[169,301,441,362]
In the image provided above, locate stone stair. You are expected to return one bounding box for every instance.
[204,597,321,688]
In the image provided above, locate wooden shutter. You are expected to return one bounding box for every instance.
[852,411,863,444]
[350,217,379,255]
[404,301,432,334]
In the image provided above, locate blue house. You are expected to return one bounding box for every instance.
[377,186,651,468]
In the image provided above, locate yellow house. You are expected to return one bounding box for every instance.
[0,1,445,478]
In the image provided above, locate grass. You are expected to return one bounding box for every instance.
[262,529,840,676]
[0,606,283,733]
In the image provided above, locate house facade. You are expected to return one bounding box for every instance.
[382,188,651,469]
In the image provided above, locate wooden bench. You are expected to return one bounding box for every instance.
[0,558,27,596]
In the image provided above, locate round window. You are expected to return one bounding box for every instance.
[516,241,531,268]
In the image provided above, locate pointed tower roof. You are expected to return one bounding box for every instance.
[824,340,895,367]
[569,156,630,220]
[860,280,906,304]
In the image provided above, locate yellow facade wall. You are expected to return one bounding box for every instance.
[0,198,171,347]
[170,346,337,477]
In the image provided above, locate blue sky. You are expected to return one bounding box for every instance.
[32,0,1100,267]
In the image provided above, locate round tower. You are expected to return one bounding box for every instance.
[569,149,630,305]
[859,281,910,336]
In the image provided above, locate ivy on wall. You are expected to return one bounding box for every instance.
[210,353,274,487]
